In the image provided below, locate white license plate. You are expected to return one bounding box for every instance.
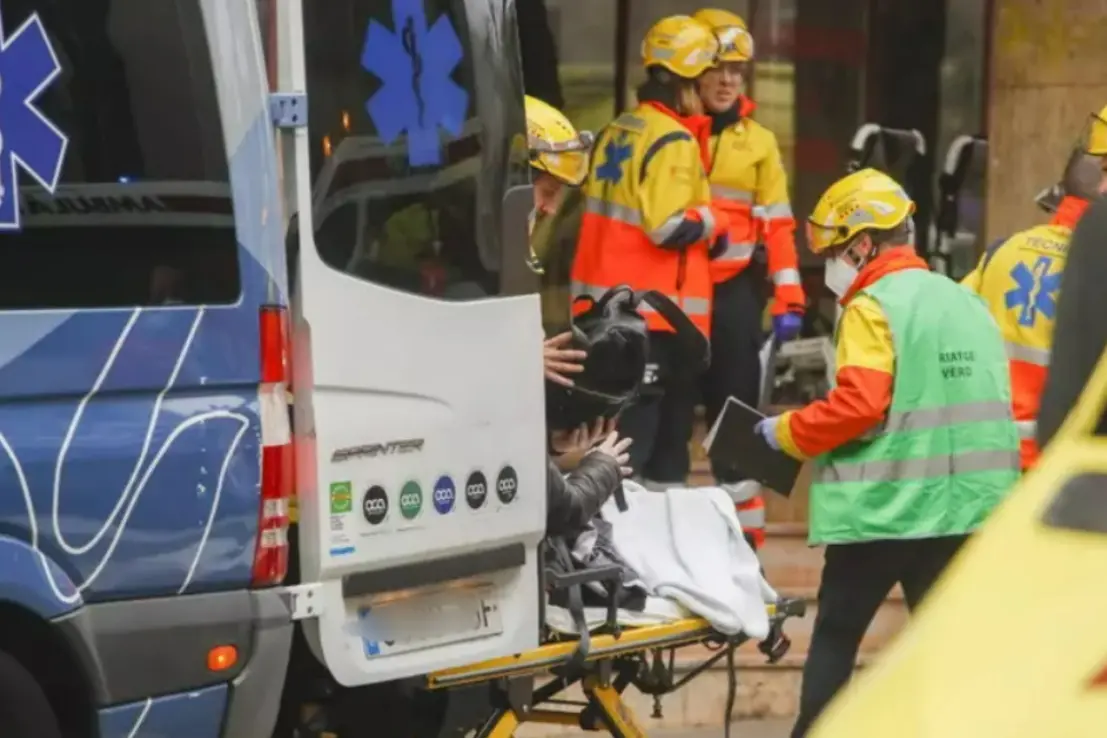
[356,587,502,659]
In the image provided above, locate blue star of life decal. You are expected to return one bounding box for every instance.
[0,8,68,231]
[595,134,632,185]
[360,0,468,168]
[1005,255,1062,327]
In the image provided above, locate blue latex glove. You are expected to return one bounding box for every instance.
[772,312,803,342]
[754,416,782,451]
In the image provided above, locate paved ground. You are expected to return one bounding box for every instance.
[543,719,792,738]
[645,720,791,738]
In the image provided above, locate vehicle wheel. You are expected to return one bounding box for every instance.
[0,651,62,738]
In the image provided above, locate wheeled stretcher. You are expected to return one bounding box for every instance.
[426,541,807,738]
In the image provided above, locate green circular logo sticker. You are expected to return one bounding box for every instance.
[399,480,423,520]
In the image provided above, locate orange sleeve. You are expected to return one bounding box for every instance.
[754,135,805,315]
[775,295,894,459]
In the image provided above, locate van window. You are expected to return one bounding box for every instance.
[0,1,240,310]
[302,0,529,300]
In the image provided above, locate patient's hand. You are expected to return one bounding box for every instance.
[590,430,633,478]
[551,417,613,471]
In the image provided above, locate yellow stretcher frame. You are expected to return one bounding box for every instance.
[426,599,806,738]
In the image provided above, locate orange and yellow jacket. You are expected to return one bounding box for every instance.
[960,195,1089,470]
[571,101,730,336]
[707,96,805,315]
[773,247,927,458]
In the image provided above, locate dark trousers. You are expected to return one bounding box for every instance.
[790,535,968,738]
[700,269,766,483]
[618,332,699,484]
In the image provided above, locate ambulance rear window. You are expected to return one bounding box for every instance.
[0,1,240,309]
[301,0,529,300]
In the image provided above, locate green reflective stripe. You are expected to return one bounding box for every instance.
[585,196,641,226]
[1006,340,1050,366]
[882,400,1013,434]
[710,184,754,202]
[818,448,1018,484]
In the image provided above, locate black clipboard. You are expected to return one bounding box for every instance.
[702,396,802,497]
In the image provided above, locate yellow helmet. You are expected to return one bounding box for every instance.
[1084,104,1107,156]
[525,95,592,186]
[806,168,916,254]
[692,8,754,62]
[641,15,719,79]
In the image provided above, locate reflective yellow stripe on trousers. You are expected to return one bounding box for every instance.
[819,400,1019,483]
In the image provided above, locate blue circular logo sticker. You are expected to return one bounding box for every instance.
[433,475,456,514]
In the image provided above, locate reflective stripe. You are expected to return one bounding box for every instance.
[585,196,642,226]
[696,205,716,237]
[1006,341,1050,367]
[651,212,686,243]
[716,241,756,261]
[1016,419,1037,440]
[722,481,761,503]
[710,184,754,203]
[773,268,801,286]
[882,400,1013,434]
[737,506,767,529]
[759,202,794,220]
[570,281,710,316]
[817,448,1019,484]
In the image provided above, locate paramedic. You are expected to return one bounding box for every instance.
[571,15,732,485]
[525,94,596,388]
[691,8,806,548]
[962,104,1107,470]
[751,168,1020,737]
[525,94,592,233]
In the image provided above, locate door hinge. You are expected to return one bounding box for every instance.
[269,92,308,129]
[284,582,324,620]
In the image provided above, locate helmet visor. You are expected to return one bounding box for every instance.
[715,25,754,62]
[805,220,846,254]
[530,131,594,186]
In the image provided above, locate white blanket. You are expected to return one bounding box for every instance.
[598,482,776,640]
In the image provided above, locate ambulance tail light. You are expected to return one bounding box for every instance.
[253,305,293,587]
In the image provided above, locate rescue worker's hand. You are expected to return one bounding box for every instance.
[754,417,782,451]
[543,332,587,387]
[772,312,803,342]
[590,431,634,477]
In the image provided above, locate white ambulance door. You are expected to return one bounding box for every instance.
[275,0,547,686]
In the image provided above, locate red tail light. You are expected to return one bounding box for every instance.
[253,305,293,587]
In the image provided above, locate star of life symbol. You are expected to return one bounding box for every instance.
[360,0,468,168]
[0,8,68,230]
[1005,256,1062,328]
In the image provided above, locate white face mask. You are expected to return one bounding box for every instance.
[824,255,859,298]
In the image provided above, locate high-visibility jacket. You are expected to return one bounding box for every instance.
[707,96,805,315]
[805,268,1019,545]
[571,101,729,335]
[961,195,1089,470]
[776,247,920,459]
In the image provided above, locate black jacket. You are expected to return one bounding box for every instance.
[546,453,621,538]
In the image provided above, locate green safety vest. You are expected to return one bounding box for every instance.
[808,268,1020,545]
